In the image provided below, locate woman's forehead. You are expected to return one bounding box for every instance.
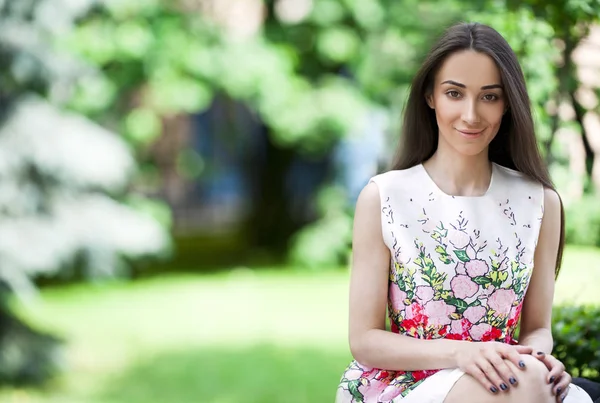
[436,50,502,88]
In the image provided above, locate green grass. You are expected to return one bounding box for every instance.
[0,246,598,403]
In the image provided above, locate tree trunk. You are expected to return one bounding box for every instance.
[565,35,596,192]
[244,126,299,259]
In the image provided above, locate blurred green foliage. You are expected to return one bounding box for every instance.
[553,305,600,381]
[50,0,600,265]
[565,195,600,247]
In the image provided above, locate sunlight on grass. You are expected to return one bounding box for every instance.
[0,246,598,403]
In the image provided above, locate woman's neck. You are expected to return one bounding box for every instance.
[422,149,492,197]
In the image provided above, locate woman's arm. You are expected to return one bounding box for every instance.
[518,188,562,353]
[348,182,466,370]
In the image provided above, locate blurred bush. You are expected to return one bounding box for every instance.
[565,195,600,247]
[553,305,600,381]
[289,185,353,269]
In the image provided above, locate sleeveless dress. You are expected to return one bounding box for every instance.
[336,163,592,403]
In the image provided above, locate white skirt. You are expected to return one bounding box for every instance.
[394,368,593,403]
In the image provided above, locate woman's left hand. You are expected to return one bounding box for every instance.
[534,351,571,402]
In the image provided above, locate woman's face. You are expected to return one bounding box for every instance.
[426,50,507,158]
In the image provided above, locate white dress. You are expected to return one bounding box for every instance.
[335,163,592,403]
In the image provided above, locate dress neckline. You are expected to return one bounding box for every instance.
[417,162,497,199]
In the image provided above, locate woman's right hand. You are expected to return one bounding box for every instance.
[455,342,534,394]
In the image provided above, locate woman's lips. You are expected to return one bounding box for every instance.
[456,128,485,137]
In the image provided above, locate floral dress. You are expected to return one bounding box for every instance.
[336,163,546,402]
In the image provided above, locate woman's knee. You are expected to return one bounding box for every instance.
[506,354,554,401]
[513,353,549,383]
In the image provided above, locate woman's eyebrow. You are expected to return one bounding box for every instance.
[441,80,503,90]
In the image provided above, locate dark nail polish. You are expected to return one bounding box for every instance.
[537,351,544,355]
[561,394,566,402]
[500,383,508,391]
[490,386,498,393]
[550,376,556,384]
[519,360,525,368]
[509,377,517,385]
[557,387,562,394]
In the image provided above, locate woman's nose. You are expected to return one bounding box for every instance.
[461,100,481,124]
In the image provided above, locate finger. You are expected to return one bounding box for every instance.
[556,385,570,403]
[505,348,528,371]
[534,351,556,375]
[466,364,500,394]
[559,385,570,403]
[485,351,517,388]
[477,359,507,392]
[514,345,533,355]
[542,356,565,385]
[553,374,571,399]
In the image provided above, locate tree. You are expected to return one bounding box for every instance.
[507,0,600,192]
[0,0,170,384]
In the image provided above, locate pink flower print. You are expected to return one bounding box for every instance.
[424,300,456,326]
[450,318,472,335]
[507,303,523,328]
[449,230,470,249]
[488,289,516,316]
[415,285,435,304]
[450,275,479,299]
[463,306,487,324]
[361,379,389,401]
[344,368,363,381]
[389,283,407,311]
[405,302,425,320]
[465,259,490,277]
[379,385,402,401]
[455,261,467,275]
[451,319,464,334]
[469,323,492,341]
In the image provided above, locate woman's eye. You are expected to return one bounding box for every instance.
[447,90,460,98]
[483,94,498,101]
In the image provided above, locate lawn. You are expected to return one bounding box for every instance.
[0,246,598,403]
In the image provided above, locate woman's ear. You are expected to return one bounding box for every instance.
[425,94,434,109]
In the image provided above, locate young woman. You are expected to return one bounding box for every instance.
[335,22,593,403]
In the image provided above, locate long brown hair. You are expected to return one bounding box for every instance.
[391,22,565,277]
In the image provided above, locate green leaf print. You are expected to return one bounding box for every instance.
[453,249,471,262]
[473,276,492,285]
[347,379,364,402]
[489,271,504,288]
[471,299,482,307]
[447,297,469,313]
[435,245,445,254]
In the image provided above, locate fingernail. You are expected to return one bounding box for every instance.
[519,360,525,368]
[557,387,562,394]
[500,383,508,391]
[509,377,517,385]
[537,351,544,355]
[490,386,498,393]
[550,376,555,384]
[561,394,566,402]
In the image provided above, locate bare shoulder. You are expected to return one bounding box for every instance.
[542,187,562,220]
[356,181,381,212]
[353,181,387,251]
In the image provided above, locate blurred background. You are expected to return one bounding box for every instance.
[0,0,599,402]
